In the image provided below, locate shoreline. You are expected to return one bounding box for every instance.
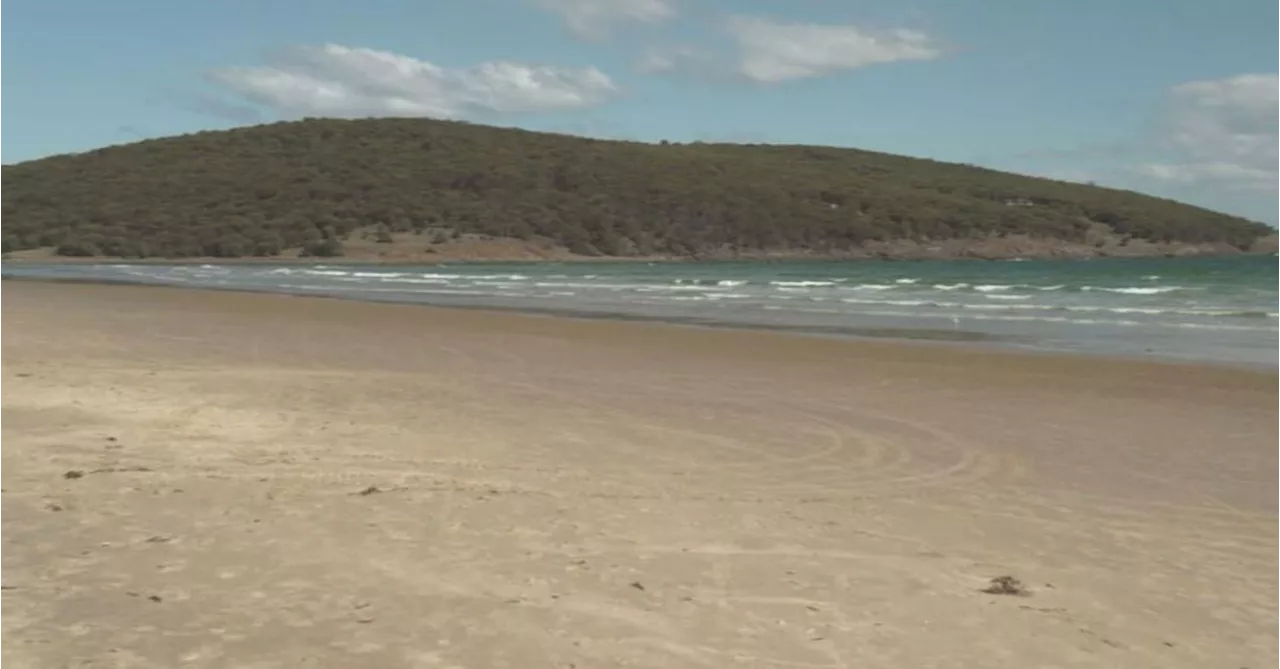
[2,252,1273,266]
[4,274,1275,374]
[4,239,1276,267]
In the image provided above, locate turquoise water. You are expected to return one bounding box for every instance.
[4,256,1276,367]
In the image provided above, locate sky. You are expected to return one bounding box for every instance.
[4,0,1277,224]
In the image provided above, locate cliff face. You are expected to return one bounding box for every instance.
[2,117,1273,261]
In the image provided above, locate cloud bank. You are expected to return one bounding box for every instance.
[726,16,943,83]
[210,44,619,118]
[1139,73,1278,191]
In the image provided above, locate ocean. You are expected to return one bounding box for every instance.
[4,256,1276,367]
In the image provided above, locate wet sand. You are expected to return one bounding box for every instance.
[3,281,1276,668]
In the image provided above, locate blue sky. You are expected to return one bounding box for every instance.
[4,0,1277,223]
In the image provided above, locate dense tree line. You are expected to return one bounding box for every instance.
[1,117,1271,258]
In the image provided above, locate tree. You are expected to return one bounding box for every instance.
[0,116,1268,259]
[301,238,345,257]
[55,237,100,257]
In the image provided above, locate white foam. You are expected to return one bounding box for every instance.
[893,278,919,284]
[407,272,531,281]
[637,284,722,292]
[932,283,969,291]
[833,298,1276,322]
[381,277,453,285]
[771,280,836,287]
[1083,286,1182,295]
[839,298,933,307]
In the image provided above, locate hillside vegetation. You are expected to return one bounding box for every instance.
[1,118,1271,259]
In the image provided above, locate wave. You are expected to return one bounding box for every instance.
[839,309,1276,333]
[279,283,491,296]
[390,272,532,281]
[976,283,1066,292]
[673,278,748,287]
[771,280,837,287]
[471,280,530,288]
[839,298,932,308]
[374,277,452,285]
[1082,286,1183,295]
[835,297,1276,319]
[1052,306,1277,319]
[258,271,1193,305]
[531,281,589,289]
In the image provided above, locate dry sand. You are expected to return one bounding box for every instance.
[2,281,1276,668]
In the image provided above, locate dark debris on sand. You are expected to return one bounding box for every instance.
[982,576,1031,596]
[64,466,154,480]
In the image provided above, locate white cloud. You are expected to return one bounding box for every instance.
[533,0,676,39]
[1138,73,1278,191]
[210,44,619,119]
[725,16,944,83]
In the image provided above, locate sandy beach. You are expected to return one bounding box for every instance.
[2,281,1276,668]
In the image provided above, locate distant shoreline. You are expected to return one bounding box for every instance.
[5,273,1274,373]
[3,246,1275,267]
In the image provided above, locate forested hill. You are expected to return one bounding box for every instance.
[1,117,1272,260]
